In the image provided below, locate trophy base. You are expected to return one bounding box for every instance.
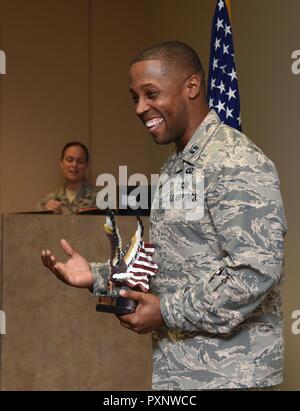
[96,294,137,315]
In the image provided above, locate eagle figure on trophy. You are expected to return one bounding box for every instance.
[96,210,158,315]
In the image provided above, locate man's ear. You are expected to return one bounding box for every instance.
[186,74,202,99]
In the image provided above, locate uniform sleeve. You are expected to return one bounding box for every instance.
[36,192,56,210]
[89,261,110,295]
[89,187,99,208]
[160,153,287,335]
[80,186,99,209]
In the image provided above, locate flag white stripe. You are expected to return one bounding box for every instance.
[129,267,156,275]
[132,259,157,269]
[132,263,157,272]
[138,251,154,259]
[126,278,149,288]
[127,274,149,281]
[140,248,155,254]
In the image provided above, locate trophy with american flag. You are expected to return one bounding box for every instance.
[96,210,158,315]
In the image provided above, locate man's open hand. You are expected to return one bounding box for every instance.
[41,239,93,289]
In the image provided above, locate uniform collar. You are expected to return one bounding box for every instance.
[174,110,221,173]
[63,180,90,196]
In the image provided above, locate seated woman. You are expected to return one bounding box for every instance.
[37,141,98,214]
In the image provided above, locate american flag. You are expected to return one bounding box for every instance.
[112,242,158,292]
[104,212,158,293]
[207,0,242,131]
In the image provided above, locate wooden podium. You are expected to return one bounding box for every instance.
[0,214,152,390]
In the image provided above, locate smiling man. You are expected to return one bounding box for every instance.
[42,41,287,390]
[129,46,209,150]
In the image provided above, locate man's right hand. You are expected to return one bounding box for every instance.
[45,199,63,213]
[41,239,93,289]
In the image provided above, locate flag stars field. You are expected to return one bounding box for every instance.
[207,0,242,131]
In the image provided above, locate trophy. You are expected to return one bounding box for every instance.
[96,210,158,315]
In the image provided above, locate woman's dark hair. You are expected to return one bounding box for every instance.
[61,141,89,163]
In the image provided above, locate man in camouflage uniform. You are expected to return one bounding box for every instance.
[41,42,287,390]
[148,108,286,390]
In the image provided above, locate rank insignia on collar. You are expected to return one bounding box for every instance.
[185,167,195,174]
[189,145,199,154]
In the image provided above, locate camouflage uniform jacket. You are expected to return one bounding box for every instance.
[91,110,287,390]
[150,110,287,390]
[37,181,98,214]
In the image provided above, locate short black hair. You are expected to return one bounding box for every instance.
[132,40,204,77]
[61,141,89,163]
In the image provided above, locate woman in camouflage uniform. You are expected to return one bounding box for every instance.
[37,141,97,214]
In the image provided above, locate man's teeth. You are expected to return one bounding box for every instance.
[145,118,163,128]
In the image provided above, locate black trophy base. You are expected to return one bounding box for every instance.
[96,294,137,315]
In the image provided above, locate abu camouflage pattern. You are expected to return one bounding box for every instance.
[91,110,287,390]
[37,181,98,214]
[150,110,287,390]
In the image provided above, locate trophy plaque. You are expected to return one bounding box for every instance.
[96,210,158,315]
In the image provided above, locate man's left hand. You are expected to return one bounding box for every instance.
[117,289,165,334]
